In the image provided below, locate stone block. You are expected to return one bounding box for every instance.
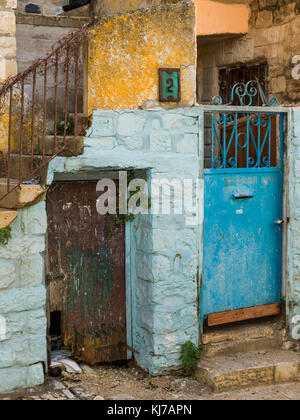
[255,10,273,29]
[123,137,144,150]
[20,201,47,235]
[25,309,47,335]
[0,35,16,56]
[0,0,17,8]
[19,254,44,287]
[152,255,171,282]
[0,181,45,210]
[0,285,45,315]
[176,134,198,154]
[4,311,26,338]
[3,308,46,340]
[117,114,146,137]
[150,132,172,152]
[0,208,18,229]
[271,76,286,94]
[0,363,44,393]
[152,228,197,254]
[90,115,116,137]
[162,114,184,130]
[135,226,153,253]
[0,235,45,259]
[85,137,116,150]
[0,58,6,81]
[0,260,16,289]
[274,362,300,383]
[26,363,44,388]
[0,333,47,368]
[0,11,15,34]
[0,366,27,393]
[0,57,17,81]
[135,252,153,281]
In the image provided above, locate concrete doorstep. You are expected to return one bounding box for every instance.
[196,350,300,393]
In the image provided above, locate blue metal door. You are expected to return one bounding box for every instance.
[202,88,284,324]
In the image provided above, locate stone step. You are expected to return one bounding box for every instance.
[0,136,84,184]
[202,318,285,358]
[0,208,18,229]
[196,350,300,392]
[0,155,48,185]
[10,135,84,156]
[0,179,45,209]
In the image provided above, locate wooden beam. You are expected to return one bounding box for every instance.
[207,303,281,327]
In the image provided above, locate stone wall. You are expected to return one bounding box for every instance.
[197,0,300,105]
[47,107,201,375]
[0,200,47,393]
[0,0,17,83]
[288,107,300,338]
[16,21,79,74]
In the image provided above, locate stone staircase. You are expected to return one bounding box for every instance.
[0,133,85,227]
[196,317,300,392]
[0,25,91,227]
[201,317,285,358]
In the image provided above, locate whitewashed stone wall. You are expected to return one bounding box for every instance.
[0,201,47,393]
[288,107,300,338]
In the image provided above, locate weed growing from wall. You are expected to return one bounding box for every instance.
[0,226,12,246]
[180,341,203,370]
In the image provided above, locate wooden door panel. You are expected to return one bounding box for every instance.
[47,181,127,364]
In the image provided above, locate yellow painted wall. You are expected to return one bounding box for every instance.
[0,110,9,155]
[86,0,196,113]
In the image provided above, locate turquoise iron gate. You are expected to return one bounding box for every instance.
[202,81,284,327]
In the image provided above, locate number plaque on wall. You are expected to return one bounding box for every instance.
[159,68,181,102]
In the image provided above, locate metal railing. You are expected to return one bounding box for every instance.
[0,21,93,204]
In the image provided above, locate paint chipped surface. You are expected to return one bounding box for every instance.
[47,181,127,365]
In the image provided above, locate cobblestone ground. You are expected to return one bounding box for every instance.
[0,362,300,400]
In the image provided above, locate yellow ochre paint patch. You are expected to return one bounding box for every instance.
[87,2,196,114]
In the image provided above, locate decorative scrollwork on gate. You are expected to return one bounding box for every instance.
[209,112,277,169]
[212,80,279,107]
[207,80,281,170]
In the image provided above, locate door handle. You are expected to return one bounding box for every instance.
[274,219,284,225]
[233,194,254,199]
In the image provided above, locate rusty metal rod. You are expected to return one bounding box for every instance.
[74,45,80,138]
[31,68,36,174]
[19,80,25,184]
[64,45,70,143]
[42,61,47,164]
[53,51,59,155]
[7,87,13,193]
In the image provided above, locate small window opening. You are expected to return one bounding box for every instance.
[219,62,269,106]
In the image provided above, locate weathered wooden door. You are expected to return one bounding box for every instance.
[203,110,284,327]
[47,181,127,364]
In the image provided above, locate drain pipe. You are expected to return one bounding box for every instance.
[55,0,91,15]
